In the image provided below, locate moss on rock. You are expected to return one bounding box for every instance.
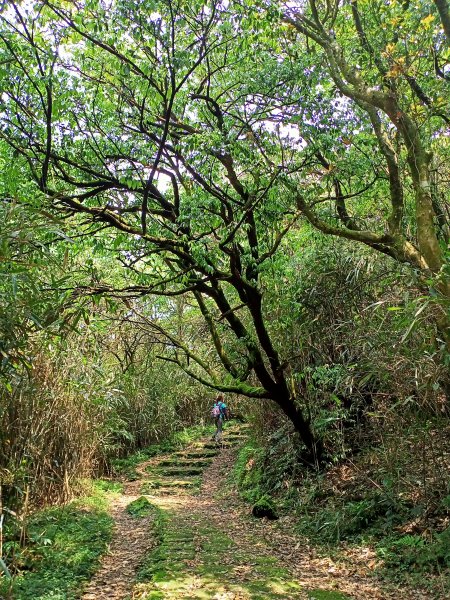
[126,496,154,518]
[252,495,279,520]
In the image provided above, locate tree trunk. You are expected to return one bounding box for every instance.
[433,0,450,45]
[398,116,450,351]
[273,390,324,467]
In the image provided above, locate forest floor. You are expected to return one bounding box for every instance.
[78,424,430,600]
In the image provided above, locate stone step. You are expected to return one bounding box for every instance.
[200,441,235,450]
[157,458,213,468]
[174,450,218,459]
[140,478,198,491]
[151,466,204,477]
[145,486,199,496]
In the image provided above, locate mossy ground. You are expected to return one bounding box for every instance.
[0,480,119,600]
[126,496,155,518]
[308,591,351,600]
[133,423,307,599]
[135,508,302,599]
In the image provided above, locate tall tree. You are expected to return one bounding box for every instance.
[0,1,322,460]
[281,0,449,346]
[1,0,448,457]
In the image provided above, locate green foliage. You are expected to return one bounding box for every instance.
[0,485,116,599]
[264,235,447,460]
[377,528,450,574]
[232,441,264,503]
[0,195,68,388]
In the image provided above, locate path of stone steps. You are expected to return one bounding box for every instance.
[81,423,249,600]
[131,423,307,600]
[136,425,249,499]
[81,422,419,600]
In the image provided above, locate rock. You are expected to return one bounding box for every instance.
[252,495,279,520]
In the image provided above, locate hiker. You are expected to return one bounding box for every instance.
[211,394,229,442]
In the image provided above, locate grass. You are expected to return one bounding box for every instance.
[0,480,119,600]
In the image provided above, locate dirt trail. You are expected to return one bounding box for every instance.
[81,430,244,600]
[81,464,158,600]
[81,426,420,600]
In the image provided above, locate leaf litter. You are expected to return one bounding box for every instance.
[80,426,429,599]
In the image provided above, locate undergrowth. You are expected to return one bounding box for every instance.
[232,438,265,503]
[0,480,119,599]
[232,419,450,597]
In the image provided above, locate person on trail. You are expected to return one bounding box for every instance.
[211,394,229,442]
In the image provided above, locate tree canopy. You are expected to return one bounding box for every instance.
[1,0,449,460]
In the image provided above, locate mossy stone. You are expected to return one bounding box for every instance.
[126,496,153,518]
[252,495,279,520]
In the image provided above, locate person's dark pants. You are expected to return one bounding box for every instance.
[214,416,224,441]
